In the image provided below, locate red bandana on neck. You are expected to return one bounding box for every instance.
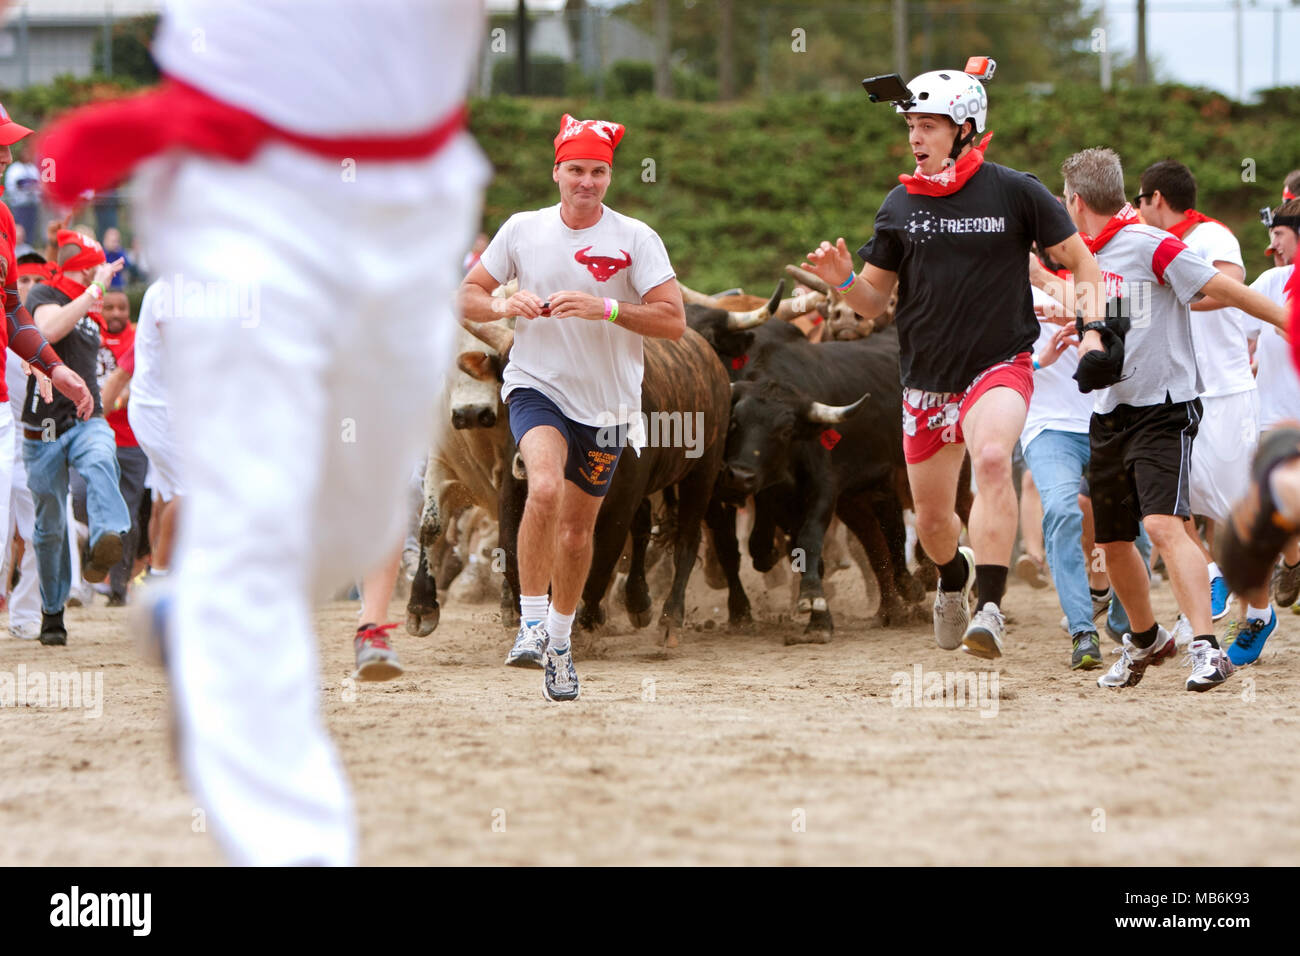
[1084,203,1141,253]
[1166,208,1225,239]
[1287,266,1300,376]
[899,131,993,197]
[45,271,89,302]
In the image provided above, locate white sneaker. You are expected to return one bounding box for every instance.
[505,621,548,668]
[933,546,975,650]
[1170,614,1194,649]
[1184,639,1236,692]
[962,602,1005,659]
[8,622,39,640]
[1098,626,1176,689]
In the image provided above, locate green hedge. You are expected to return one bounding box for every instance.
[471,85,1300,290]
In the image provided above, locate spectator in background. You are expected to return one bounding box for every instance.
[102,228,134,290]
[96,289,148,606]
[13,224,32,258]
[3,142,40,242]
[462,231,488,272]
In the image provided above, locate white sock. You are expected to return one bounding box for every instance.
[148,567,169,577]
[1206,561,1221,581]
[1247,604,1273,624]
[547,606,575,651]
[520,594,549,628]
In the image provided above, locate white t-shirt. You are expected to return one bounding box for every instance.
[479,203,676,429]
[1244,265,1300,431]
[130,281,169,409]
[1022,287,1095,449]
[1182,221,1254,398]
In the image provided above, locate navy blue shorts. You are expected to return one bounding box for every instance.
[506,387,624,498]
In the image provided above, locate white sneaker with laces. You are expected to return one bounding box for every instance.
[505,621,548,668]
[962,602,1005,659]
[1184,639,1235,692]
[933,546,975,650]
[1170,614,1194,649]
[1098,626,1176,689]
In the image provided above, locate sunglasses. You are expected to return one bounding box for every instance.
[1132,192,1152,206]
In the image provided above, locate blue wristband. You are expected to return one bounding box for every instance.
[1032,357,1041,371]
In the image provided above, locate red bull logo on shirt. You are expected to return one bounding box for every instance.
[575,246,632,282]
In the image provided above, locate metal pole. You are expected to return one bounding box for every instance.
[1234,0,1243,101]
[758,4,769,98]
[18,2,29,89]
[1135,0,1148,87]
[1274,4,1282,90]
[516,0,527,95]
[893,0,907,78]
[103,5,113,76]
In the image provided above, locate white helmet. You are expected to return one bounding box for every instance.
[896,68,989,135]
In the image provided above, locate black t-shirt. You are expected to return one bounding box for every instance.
[21,283,104,432]
[858,161,1077,393]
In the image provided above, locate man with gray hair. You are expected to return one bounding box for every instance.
[1053,147,1289,692]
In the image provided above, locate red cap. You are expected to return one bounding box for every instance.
[56,230,106,272]
[554,114,625,166]
[0,99,32,146]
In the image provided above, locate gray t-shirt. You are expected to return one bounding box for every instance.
[1091,223,1218,414]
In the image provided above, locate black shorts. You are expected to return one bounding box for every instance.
[506,387,624,498]
[1088,398,1201,543]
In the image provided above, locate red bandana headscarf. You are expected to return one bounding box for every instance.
[899,131,993,197]
[554,114,625,166]
[46,229,106,301]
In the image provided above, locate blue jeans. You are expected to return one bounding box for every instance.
[1024,429,1149,638]
[23,418,132,614]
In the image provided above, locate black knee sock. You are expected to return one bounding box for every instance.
[938,551,969,591]
[1090,586,1109,598]
[1130,623,1158,648]
[1197,633,1219,649]
[975,565,1007,608]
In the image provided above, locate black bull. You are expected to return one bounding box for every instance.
[496,326,736,644]
[717,323,973,635]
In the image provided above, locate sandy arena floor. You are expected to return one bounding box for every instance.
[2,560,1298,866]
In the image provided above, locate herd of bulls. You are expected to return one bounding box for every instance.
[406,266,972,647]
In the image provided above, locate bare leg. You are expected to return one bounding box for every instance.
[1020,470,1045,565]
[1099,540,1154,631]
[961,387,1030,567]
[550,482,605,616]
[153,496,181,572]
[1148,514,1213,635]
[906,442,967,565]
[516,426,568,597]
[1079,493,1109,591]
[359,543,403,624]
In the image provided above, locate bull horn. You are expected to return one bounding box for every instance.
[460,317,515,356]
[785,264,833,297]
[725,279,785,330]
[805,392,870,424]
[677,280,720,308]
[774,289,827,322]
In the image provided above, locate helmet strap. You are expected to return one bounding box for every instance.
[948,120,977,163]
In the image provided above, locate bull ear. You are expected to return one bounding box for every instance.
[803,392,870,424]
[457,351,503,383]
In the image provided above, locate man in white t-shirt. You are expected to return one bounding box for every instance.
[1134,161,1257,631]
[461,114,684,702]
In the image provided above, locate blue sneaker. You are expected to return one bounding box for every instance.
[1228,611,1276,666]
[542,643,580,702]
[1210,575,1231,621]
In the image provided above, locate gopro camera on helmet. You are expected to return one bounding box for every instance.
[861,73,915,107]
[964,56,996,81]
[1260,207,1275,228]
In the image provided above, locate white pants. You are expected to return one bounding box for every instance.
[1190,390,1259,524]
[4,443,40,631]
[0,405,14,621]
[128,402,183,502]
[136,134,485,866]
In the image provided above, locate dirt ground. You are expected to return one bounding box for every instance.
[2,557,1298,867]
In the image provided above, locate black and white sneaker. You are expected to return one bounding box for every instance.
[1098,626,1176,689]
[1184,639,1236,692]
[542,643,580,702]
[933,546,975,650]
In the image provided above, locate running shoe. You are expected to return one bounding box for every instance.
[1184,639,1236,691]
[1014,554,1049,589]
[506,621,548,668]
[1273,560,1300,608]
[933,546,975,650]
[353,623,403,682]
[82,532,124,585]
[1228,612,1276,667]
[542,642,580,702]
[1170,614,1194,649]
[1098,626,1176,689]
[1210,574,1231,621]
[9,621,39,641]
[1071,631,1103,670]
[962,602,1005,659]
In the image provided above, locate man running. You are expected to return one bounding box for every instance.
[1057,148,1289,692]
[803,61,1107,658]
[461,113,683,702]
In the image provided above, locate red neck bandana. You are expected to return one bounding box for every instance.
[1166,209,1225,239]
[1285,187,1297,202]
[1084,203,1141,254]
[1287,266,1300,376]
[899,131,993,197]
[45,271,89,302]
